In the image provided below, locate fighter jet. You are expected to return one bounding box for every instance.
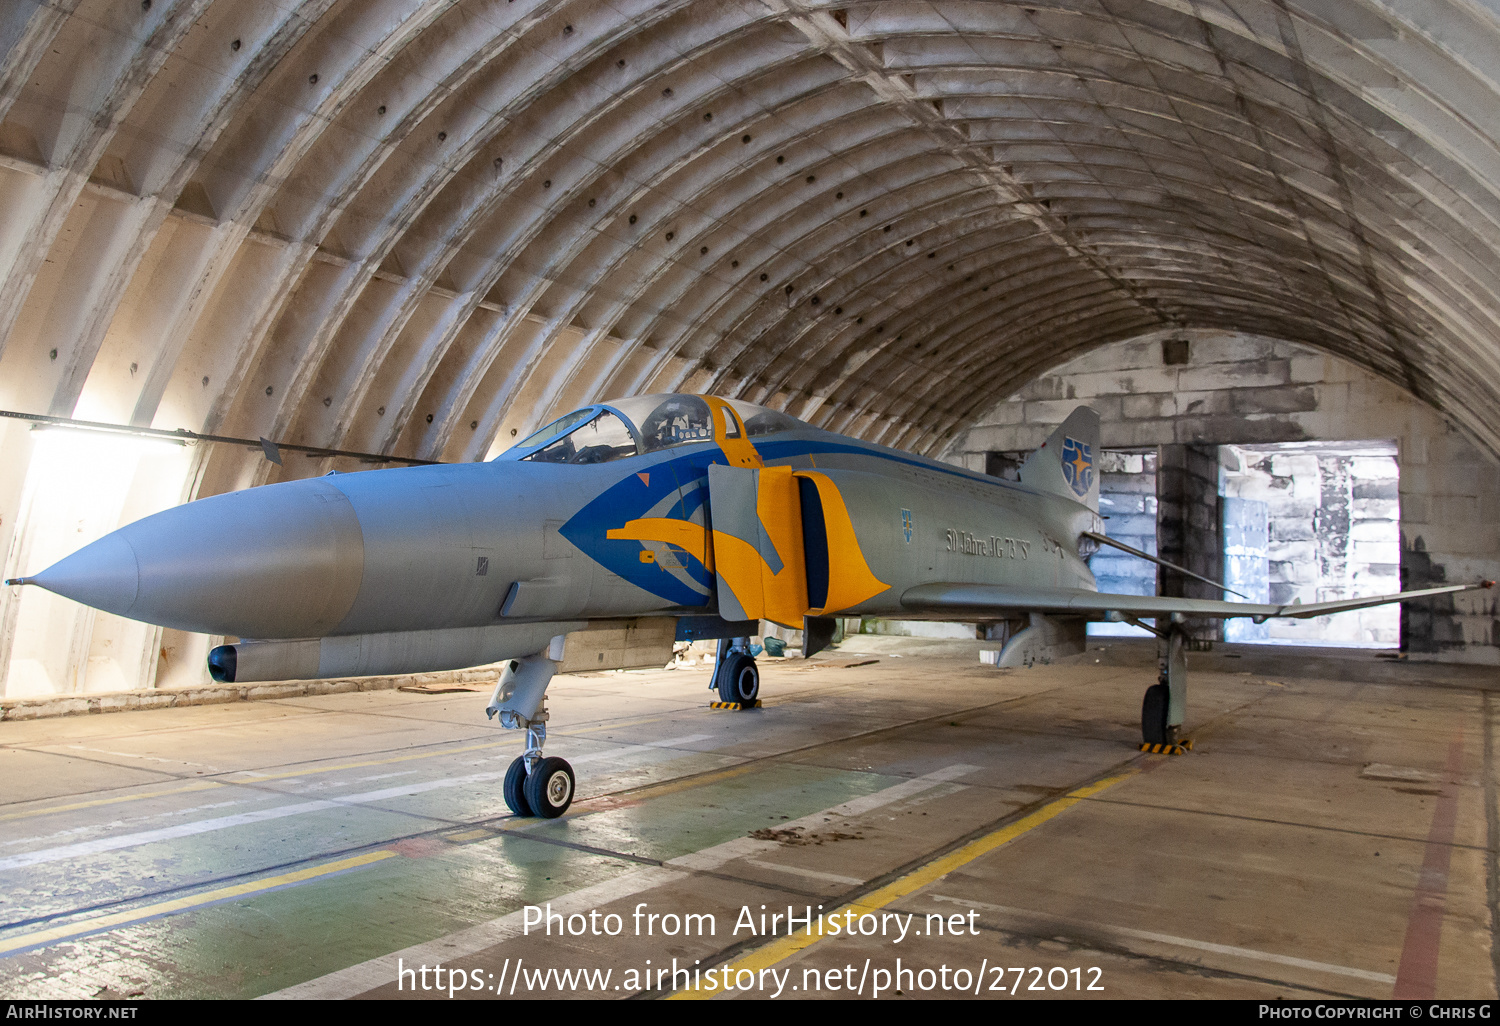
[9,394,1490,818]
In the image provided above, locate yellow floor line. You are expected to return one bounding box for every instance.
[0,780,226,823]
[0,850,398,956]
[669,771,1135,999]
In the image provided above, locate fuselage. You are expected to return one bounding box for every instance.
[25,394,1102,641]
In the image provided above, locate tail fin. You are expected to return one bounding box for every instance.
[1017,406,1100,511]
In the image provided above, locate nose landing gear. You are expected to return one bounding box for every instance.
[489,640,576,819]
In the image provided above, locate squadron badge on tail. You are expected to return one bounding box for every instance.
[1061,437,1094,498]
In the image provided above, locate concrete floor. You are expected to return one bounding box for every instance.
[0,637,1495,1000]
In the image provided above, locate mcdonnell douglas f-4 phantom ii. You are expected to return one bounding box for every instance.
[11,394,1492,818]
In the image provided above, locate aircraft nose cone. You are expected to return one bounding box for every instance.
[23,478,366,638]
[27,532,140,613]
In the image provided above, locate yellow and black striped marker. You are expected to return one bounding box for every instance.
[1139,739,1193,755]
[709,700,761,710]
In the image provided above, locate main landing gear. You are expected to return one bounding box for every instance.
[710,636,759,706]
[1141,620,1188,748]
[489,639,575,819]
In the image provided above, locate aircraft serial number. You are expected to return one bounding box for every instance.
[946,530,1029,559]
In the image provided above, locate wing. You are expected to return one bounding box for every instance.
[901,581,1494,623]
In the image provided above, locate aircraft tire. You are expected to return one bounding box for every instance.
[717,653,759,705]
[524,757,575,818]
[504,756,533,817]
[1141,683,1170,745]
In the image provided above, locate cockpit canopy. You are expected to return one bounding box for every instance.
[498,394,805,465]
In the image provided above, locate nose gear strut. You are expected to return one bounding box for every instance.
[488,637,575,818]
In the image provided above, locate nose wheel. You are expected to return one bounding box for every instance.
[503,753,575,819]
[500,714,576,819]
[503,756,533,817]
[489,643,575,819]
[525,757,575,817]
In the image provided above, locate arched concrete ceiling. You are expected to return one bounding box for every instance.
[3,0,1500,488]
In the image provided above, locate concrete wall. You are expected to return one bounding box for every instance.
[946,330,1500,665]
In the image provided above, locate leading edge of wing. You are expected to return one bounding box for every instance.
[901,581,1494,622]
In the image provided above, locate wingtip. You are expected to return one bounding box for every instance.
[5,577,28,586]
[1483,580,1496,589]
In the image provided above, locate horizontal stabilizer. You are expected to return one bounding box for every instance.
[902,581,1494,623]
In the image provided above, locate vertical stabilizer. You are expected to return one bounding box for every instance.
[1017,406,1100,511]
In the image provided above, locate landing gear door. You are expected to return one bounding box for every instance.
[707,464,807,627]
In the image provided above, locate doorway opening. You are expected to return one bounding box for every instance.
[1219,440,1399,648]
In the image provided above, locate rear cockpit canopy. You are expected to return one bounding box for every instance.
[497,394,805,464]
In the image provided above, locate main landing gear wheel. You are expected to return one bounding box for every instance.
[524,756,575,818]
[503,756,532,817]
[1141,682,1170,745]
[717,652,759,705]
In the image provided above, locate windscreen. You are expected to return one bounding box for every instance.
[521,410,638,464]
[515,408,596,450]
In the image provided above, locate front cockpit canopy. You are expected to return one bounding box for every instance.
[497,394,804,464]
[516,408,637,465]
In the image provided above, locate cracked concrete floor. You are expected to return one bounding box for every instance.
[0,637,1494,1000]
